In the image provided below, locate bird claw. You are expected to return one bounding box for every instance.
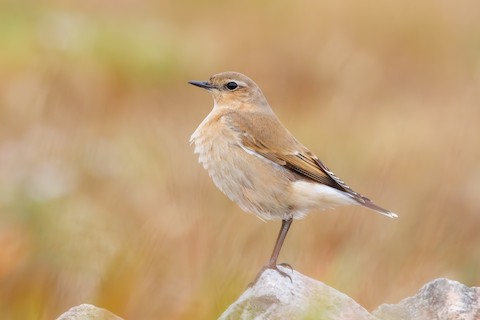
[278,262,293,272]
[249,263,293,287]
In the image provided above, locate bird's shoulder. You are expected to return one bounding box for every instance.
[220,109,301,152]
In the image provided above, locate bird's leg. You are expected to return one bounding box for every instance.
[250,218,293,285]
[267,218,293,268]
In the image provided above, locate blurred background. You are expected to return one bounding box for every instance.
[1,0,479,319]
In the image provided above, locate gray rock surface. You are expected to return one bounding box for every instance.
[373,278,480,320]
[218,266,376,320]
[55,304,123,320]
[218,269,480,320]
[55,275,479,320]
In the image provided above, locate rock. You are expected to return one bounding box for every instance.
[55,304,124,320]
[218,269,480,320]
[373,278,480,320]
[55,276,479,320]
[218,266,377,320]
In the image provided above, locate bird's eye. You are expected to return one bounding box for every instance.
[225,82,238,91]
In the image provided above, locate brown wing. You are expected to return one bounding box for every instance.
[222,110,344,191]
[242,133,344,191]
[240,132,351,193]
[223,110,396,217]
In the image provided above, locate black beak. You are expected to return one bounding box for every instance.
[188,80,214,90]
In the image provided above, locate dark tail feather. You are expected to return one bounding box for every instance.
[356,196,397,218]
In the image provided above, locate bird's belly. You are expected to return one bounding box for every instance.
[192,131,296,220]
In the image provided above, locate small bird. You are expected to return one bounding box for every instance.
[189,72,396,279]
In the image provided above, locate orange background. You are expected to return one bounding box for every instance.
[1,0,479,319]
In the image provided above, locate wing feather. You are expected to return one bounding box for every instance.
[223,111,396,218]
[240,133,344,191]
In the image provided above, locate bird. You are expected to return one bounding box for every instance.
[188,71,396,280]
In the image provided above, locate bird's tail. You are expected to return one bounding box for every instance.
[357,197,398,218]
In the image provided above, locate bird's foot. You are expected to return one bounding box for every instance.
[278,262,293,272]
[249,263,293,287]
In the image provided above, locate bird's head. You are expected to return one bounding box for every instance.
[189,72,270,111]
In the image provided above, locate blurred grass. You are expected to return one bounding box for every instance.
[0,0,479,319]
